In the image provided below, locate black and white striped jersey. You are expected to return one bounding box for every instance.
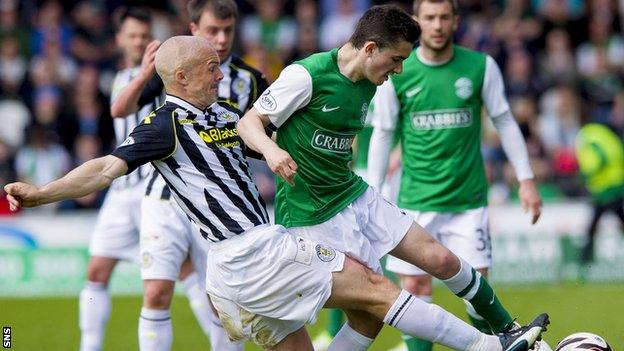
[110,66,163,189]
[141,54,268,201]
[112,95,270,242]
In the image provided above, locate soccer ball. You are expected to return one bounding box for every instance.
[554,332,611,351]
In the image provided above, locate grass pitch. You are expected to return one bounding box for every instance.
[1,283,622,350]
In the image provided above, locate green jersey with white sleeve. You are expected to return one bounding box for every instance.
[254,49,376,227]
[371,45,531,212]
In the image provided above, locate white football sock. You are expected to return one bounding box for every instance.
[180,272,212,337]
[384,290,501,351]
[138,307,172,351]
[327,322,374,351]
[79,281,110,351]
[180,272,242,351]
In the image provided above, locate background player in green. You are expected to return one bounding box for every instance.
[238,4,548,351]
[367,1,544,350]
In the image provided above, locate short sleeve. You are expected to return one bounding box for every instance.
[253,64,313,129]
[111,111,176,174]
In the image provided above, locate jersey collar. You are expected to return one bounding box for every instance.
[165,94,205,116]
[415,46,454,66]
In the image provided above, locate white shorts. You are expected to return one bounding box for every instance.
[205,224,344,348]
[288,186,413,272]
[89,185,144,262]
[140,197,208,282]
[386,207,491,275]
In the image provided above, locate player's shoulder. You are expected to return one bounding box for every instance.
[454,45,487,61]
[295,49,335,75]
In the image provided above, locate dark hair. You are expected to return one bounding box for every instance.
[349,5,420,50]
[413,0,458,16]
[187,0,239,24]
[113,7,151,32]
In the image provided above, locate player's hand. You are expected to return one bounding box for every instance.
[265,146,298,186]
[140,40,161,77]
[519,179,542,224]
[4,182,43,211]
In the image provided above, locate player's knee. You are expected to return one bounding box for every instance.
[144,283,174,309]
[362,266,401,312]
[428,249,459,278]
[86,264,113,283]
[400,274,432,296]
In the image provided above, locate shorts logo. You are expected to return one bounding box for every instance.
[259,90,277,111]
[315,244,336,262]
[142,252,153,269]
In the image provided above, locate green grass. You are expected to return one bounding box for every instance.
[2,283,623,350]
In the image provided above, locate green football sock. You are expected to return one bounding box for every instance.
[404,335,433,351]
[443,262,513,333]
[464,300,493,334]
[328,309,344,337]
[462,275,513,333]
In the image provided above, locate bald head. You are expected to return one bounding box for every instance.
[155,35,223,109]
[155,35,216,85]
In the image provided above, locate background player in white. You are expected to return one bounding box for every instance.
[6,35,549,351]
[367,1,544,350]
[80,8,223,351]
[111,1,266,350]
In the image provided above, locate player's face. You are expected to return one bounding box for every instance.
[188,48,224,106]
[190,11,236,62]
[415,1,457,52]
[364,40,413,85]
[116,18,152,65]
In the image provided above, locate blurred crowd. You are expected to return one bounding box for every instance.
[1,0,624,213]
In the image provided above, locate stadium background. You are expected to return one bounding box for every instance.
[0,0,623,349]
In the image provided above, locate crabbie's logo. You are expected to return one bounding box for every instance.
[259,90,277,111]
[311,130,355,154]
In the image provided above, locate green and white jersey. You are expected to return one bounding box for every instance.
[372,45,522,212]
[254,49,375,227]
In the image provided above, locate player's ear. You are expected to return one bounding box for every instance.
[363,41,378,57]
[189,21,199,36]
[174,69,187,85]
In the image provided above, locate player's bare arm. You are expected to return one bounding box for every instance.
[4,155,128,210]
[519,178,542,224]
[110,40,161,117]
[238,107,297,185]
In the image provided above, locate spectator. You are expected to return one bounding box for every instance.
[537,29,577,88]
[577,16,624,119]
[319,0,361,50]
[240,0,296,62]
[539,86,583,195]
[0,37,27,93]
[69,1,116,68]
[30,0,73,57]
[14,124,71,211]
